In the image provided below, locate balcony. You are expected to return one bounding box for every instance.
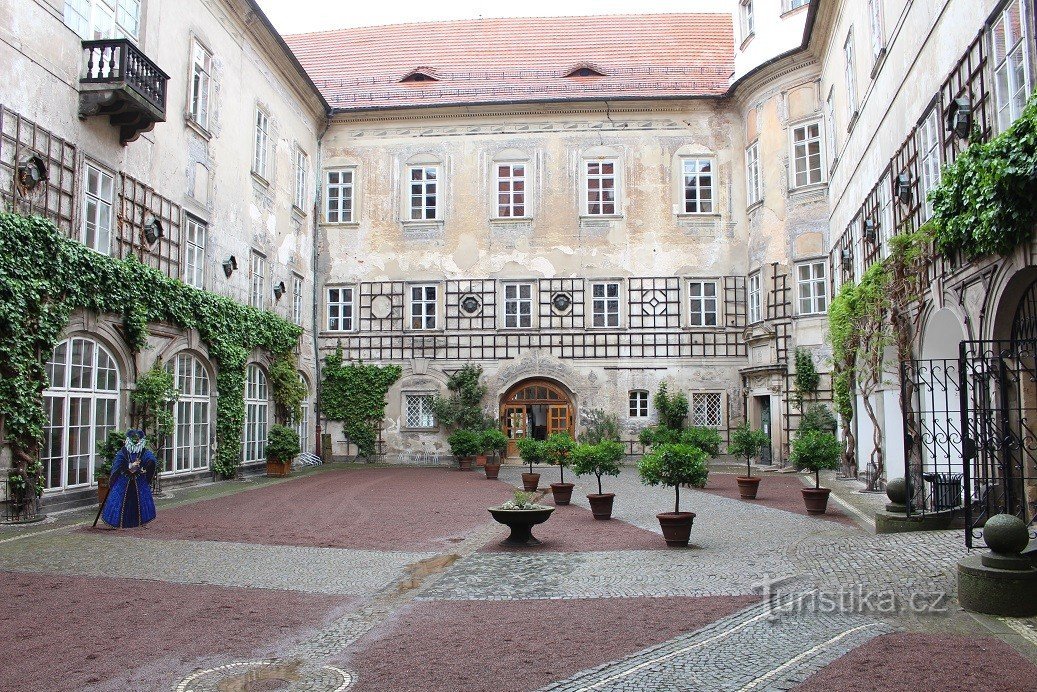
[79,39,169,145]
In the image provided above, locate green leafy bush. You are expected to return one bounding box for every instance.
[680,426,723,458]
[793,348,820,408]
[480,428,509,460]
[516,437,549,474]
[447,429,480,460]
[799,404,838,435]
[653,383,689,430]
[791,430,841,489]
[432,365,490,430]
[320,349,401,459]
[266,424,301,462]
[579,409,621,444]
[639,425,679,450]
[637,443,709,513]
[269,351,307,424]
[94,429,127,481]
[571,440,625,495]
[728,423,769,478]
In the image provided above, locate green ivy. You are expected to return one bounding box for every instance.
[319,348,401,459]
[0,212,301,479]
[131,361,178,443]
[269,350,307,424]
[793,347,820,408]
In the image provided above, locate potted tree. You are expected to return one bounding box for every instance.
[266,424,301,477]
[448,429,480,471]
[516,437,548,491]
[482,428,509,480]
[637,443,708,547]
[571,440,625,519]
[791,429,842,514]
[95,430,125,505]
[729,423,770,500]
[545,432,576,505]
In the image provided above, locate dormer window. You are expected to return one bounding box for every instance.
[400,68,439,83]
[564,63,606,78]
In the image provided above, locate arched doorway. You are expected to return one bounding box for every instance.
[500,379,574,458]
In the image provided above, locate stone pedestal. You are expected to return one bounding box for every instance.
[957,514,1037,617]
[873,477,958,533]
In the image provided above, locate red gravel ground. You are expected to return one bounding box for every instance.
[695,472,857,526]
[483,501,664,552]
[0,570,355,692]
[337,595,759,692]
[797,632,1037,691]
[134,468,516,551]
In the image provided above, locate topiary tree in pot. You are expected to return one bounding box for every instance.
[516,437,549,491]
[791,429,842,514]
[544,432,577,505]
[637,443,708,547]
[729,423,770,500]
[481,428,509,480]
[571,440,625,520]
[266,424,301,477]
[447,429,480,471]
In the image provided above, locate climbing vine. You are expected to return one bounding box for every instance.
[793,347,820,409]
[319,349,401,459]
[269,350,307,424]
[0,212,301,481]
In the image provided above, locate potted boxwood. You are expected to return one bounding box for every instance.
[516,437,548,491]
[448,429,480,471]
[544,432,576,505]
[729,423,770,500]
[791,429,842,514]
[637,443,708,547]
[266,424,301,477]
[482,428,509,479]
[571,440,625,519]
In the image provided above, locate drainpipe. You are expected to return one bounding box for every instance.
[312,116,331,458]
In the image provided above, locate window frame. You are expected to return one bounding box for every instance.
[64,0,140,41]
[680,157,716,215]
[691,392,724,428]
[502,282,535,329]
[745,141,762,207]
[163,353,212,475]
[82,161,115,256]
[917,107,942,221]
[248,250,267,311]
[188,38,212,132]
[326,285,355,332]
[407,164,440,221]
[748,271,762,324]
[843,29,859,120]
[252,107,271,181]
[588,281,622,329]
[183,214,206,289]
[402,392,437,431]
[408,283,440,331]
[687,279,720,328]
[740,0,755,40]
[628,390,650,418]
[990,0,1033,133]
[797,260,829,316]
[293,146,308,212]
[790,120,825,188]
[242,363,269,464]
[325,168,356,224]
[582,158,621,217]
[494,160,529,219]
[867,0,885,66]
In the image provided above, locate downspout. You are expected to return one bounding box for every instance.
[312,116,331,458]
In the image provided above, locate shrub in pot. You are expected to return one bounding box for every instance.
[266,424,301,477]
[481,428,509,479]
[729,423,770,500]
[448,429,480,471]
[791,429,841,514]
[544,432,577,505]
[516,437,548,491]
[637,443,708,547]
[571,440,624,519]
[95,429,125,503]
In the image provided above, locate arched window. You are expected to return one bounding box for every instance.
[296,373,311,455]
[164,353,212,474]
[42,337,120,490]
[242,364,269,463]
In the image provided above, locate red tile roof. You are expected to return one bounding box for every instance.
[284,14,735,111]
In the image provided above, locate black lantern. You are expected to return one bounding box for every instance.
[841,248,853,270]
[143,215,163,245]
[947,98,973,140]
[863,219,878,244]
[273,281,286,301]
[16,155,48,190]
[895,173,912,205]
[222,255,237,278]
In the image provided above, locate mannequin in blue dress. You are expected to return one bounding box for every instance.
[100,429,157,529]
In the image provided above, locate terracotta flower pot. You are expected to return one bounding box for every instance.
[484,461,501,479]
[458,456,473,471]
[96,477,110,505]
[656,511,696,547]
[551,482,574,505]
[587,493,615,520]
[266,459,292,477]
[802,487,832,514]
[476,454,488,468]
[736,476,761,500]
[521,472,540,491]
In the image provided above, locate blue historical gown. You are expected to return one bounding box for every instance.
[100,445,157,528]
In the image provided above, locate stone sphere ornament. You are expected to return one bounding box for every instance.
[983,514,1030,555]
[885,477,907,505]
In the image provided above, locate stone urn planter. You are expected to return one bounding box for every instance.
[550,482,574,505]
[489,492,555,546]
[801,487,832,514]
[736,476,761,500]
[587,493,615,520]
[657,512,696,547]
[484,460,501,479]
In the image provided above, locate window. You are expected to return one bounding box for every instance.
[688,280,719,327]
[629,390,649,418]
[327,286,354,331]
[183,215,206,289]
[585,160,618,215]
[824,89,838,167]
[410,284,438,330]
[787,0,809,9]
[408,165,439,220]
[503,283,533,328]
[918,108,941,220]
[878,173,893,256]
[325,169,354,223]
[64,0,140,41]
[590,282,621,327]
[496,162,526,218]
[844,30,859,118]
[792,122,824,187]
[867,0,885,63]
[740,0,755,39]
[253,108,270,180]
[292,274,304,326]
[745,142,761,206]
[164,354,211,474]
[748,272,761,324]
[249,251,267,310]
[189,40,212,130]
[681,158,714,213]
[692,393,723,428]
[82,163,114,255]
[42,338,120,490]
[797,261,828,315]
[404,394,436,429]
[294,147,308,211]
[992,0,1032,133]
[297,384,310,455]
[242,364,268,464]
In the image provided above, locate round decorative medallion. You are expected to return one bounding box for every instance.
[551,292,573,314]
[370,295,392,320]
[460,294,482,315]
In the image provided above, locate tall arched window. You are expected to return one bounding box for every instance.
[242,364,269,463]
[42,337,121,490]
[295,373,311,455]
[164,353,212,474]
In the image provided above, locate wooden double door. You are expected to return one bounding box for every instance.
[500,380,574,459]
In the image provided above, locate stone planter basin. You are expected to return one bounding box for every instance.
[488,507,555,546]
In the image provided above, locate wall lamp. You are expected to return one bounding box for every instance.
[222,255,238,278]
[863,219,878,244]
[947,98,973,140]
[273,280,286,301]
[895,173,913,205]
[16,155,48,190]
[841,248,853,270]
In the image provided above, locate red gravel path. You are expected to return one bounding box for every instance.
[338,595,758,692]
[483,501,664,552]
[696,473,857,526]
[797,632,1037,691]
[138,468,515,551]
[0,570,354,692]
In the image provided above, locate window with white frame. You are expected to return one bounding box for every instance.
[844,30,859,118]
[740,0,755,39]
[590,282,621,328]
[496,162,527,218]
[292,274,304,326]
[189,40,212,130]
[164,353,211,474]
[242,364,268,464]
[746,142,762,206]
[797,261,828,315]
[404,393,436,429]
[410,284,438,330]
[867,0,885,63]
[408,165,439,220]
[688,280,719,327]
[585,160,618,215]
[824,89,837,167]
[294,147,308,211]
[503,283,533,328]
[249,251,267,310]
[692,393,723,428]
[792,122,824,187]
[183,215,206,289]
[787,0,809,9]
[297,387,310,454]
[918,108,942,220]
[64,0,140,41]
[83,163,114,255]
[629,390,649,418]
[681,158,714,213]
[992,0,1033,133]
[748,272,762,324]
[327,286,354,331]
[325,169,354,223]
[253,108,270,180]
